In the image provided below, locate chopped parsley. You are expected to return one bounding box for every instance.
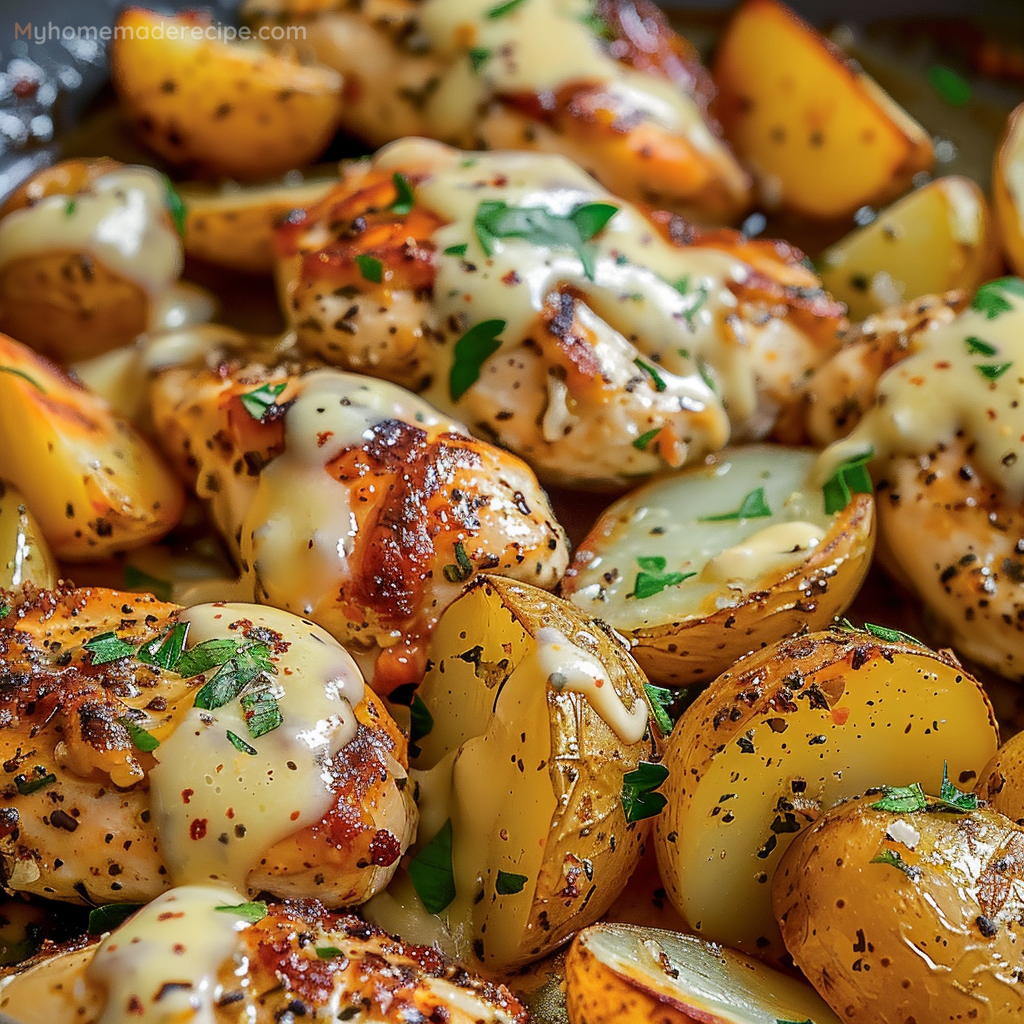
[15,768,56,795]
[315,946,344,959]
[473,199,617,280]
[408,818,456,914]
[240,684,283,739]
[927,64,972,107]
[193,643,275,712]
[226,730,258,755]
[389,173,414,216]
[0,602,10,618]
[971,277,1024,320]
[88,903,142,935]
[577,4,613,38]
[124,565,173,603]
[938,760,979,812]
[697,359,716,394]
[871,847,921,880]
[629,556,695,600]
[175,638,246,678]
[442,540,474,583]
[633,427,661,451]
[215,901,268,923]
[699,487,772,522]
[0,366,46,393]
[409,693,434,745]
[495,870,529,895]
[443,243,468,257]
[449,319,505,401]
[822,448,873,515]
[119,717,160,753]
[672,276,709,328]
[965,335,997,357]
[975,362,1012,381]
[857,621,922,646]
[634,358,667,392]
[239,382,287,422]
[138,620,190,670]
[621,761,669,823]
[163,177,187,237]
[354,253,383,284]
[487,0,527,18]
[84,631,137,665]
[468,47,491,72]
[643,682,675,735]
[870,781,928,814]
[64,199,77,217]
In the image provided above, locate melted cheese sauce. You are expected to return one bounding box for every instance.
[373,139,746,460]
[149,603,365,890]
[565,446,835,631]
[818,288,1024,500]
[239,370,464,620]
[535,625,648,743]
[0,166,183,298]
[86,884,249,1024]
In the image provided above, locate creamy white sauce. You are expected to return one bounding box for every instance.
[565,445,835,630]
[817,288,1024,501]
[239,369,465,620]
[149,603,365,890]
[86,883,248,1024]
[535,625,647,743]
[0,166,183,296]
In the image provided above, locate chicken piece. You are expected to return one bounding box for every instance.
[813,277,1024,680]
[0,586,415,908]
[148,325,569,691]
[243,0,750,223]
[0,886,528,1024]
[274,138,845,489]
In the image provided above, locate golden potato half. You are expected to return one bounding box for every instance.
[653,626,999,963]
[562,445,874,687]
[713,0,933,220]
[0,334,185,559]
[994,100,1024,276]
[566,923,840,1024]
[368,576,661,971]
[0,481,58,591]
[774,794,1024,1023]
[980,729,1024,825]
[819,176,1002,321]
[110,9,344,180]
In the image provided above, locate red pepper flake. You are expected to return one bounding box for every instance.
[127,995,144,1016]
[501,270,521,286]
[226,807,235,819]
[172,943,186,955]
[181,789,193,805]
[935,360,952,369]
[369,828,401,867]
[190,818,208,840]
[12,79,38,99]
[157,912,184,921]
[988,409,998,421]
[831,706,851,726]
[909,375,925,386]
[290,810,301,821]
[317,430,334,448]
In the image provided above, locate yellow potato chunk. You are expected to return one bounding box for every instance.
[994,100,1024,276]
[713,0,933,220]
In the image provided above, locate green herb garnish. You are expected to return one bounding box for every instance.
[119,717,160,753]
[193,644,275,712]
[408,818,456,914]
[621,761,669,823]
[239,382,286,422]
[927,64,972,107]
[634,358,667,392]
[240,685,283,739]
[487,0,527,18]
[971,277,1024,320]
[390,173,414,216]
[870,847,920,880]
[699,486,772,522]
[449,319,505,401]
[860,621,922,646]
[633,427,660,451]
[215,901,267,923]
[965,335,997,357]
[87,903,142,935]
[15,769,56,795]
[629,556,695,600]
[84,631,137,665]
[0,602,10,618]
[124,565,173,603]
[315,946,344,959]
[443,243,468,257]
[355,254,383,284]
[0,366,46,393]
[495,870,529,895]
[938,760,979,812]
[410,694,434,744]
[468,47,491,72]
[975,362,1012,381]
[442,540,474,583]
[822,448,873,515]
[175,638,247,679]
[870,781,928,814]
[644,682,674,735]
[226,730,258,756]
[672,276,709,328]
[163,176,187,238]
[64,199,76,217]
[697,359,716,394]
[137,621,190,670]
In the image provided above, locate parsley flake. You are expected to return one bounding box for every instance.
[870,781,928,814]
[444,243,468,257]
[226,730,258,756]
[315,946,344,959]
[239,382,286,422]
[175,638,246,679]
[468,47,491,72]
[672,276,709,327]
[163,176,187,238]
[15,768,56,795]
[409,818,456,914]
[137,621,190,670]
[621,761,669,822]
[822,448,874,515]
[240,684,283,739]
[84,632,137,665]
[634,358,667,392]
[927,64,972,107]
[487,0,527,18]
[633,427,660,451]
[860,621,922,646]
[442,540,474,583]
[215,901,267,923]
[495,870,529,895]
[118,717,160,753]
[975,362,1012,381]
[389,173,414,216]
[449,319,505,401]
[0,602,10,618]
[643,682,675,735]
[965,335,997,357]
[971,277,1024,320]
[871,847,921,880]
[193,643,275,712]
[410,693,434,745]
[629,556,695,600]
[938,760,979,812]
[88,903,143,935]
[0,366,46,393]
[355,253,383,284]
[699,487,772,522]
[64,199,77,217]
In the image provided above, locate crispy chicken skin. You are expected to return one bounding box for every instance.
[0,895,529,1024]
[148,327,569,691]
[274,139,845,488]
[0,585,415,907]
[243,0,750,222]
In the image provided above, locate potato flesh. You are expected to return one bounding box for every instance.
[994,101,1024,276]
[0,481,58,591]
[819,176,1001,321]
[713,0,932,219]
[567,923,841,1024]
[653,632,999,962]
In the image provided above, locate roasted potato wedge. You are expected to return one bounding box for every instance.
[367,576,660,971]
[0,159,183,361]
[566,923,840,1024]
[994,100,1024,276]
[0,481,58,591]
[819,177,1002,321]
[774,792,1024,1022]
[561,445,874,687]
[181,171,338,274]
[110,9,344,180]
[0,334,185,559]
[980,729,1024,824]
[653,625,999,963]
[0,887,529,1024]
[713,0,933,220]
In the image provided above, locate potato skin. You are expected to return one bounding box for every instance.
[980,731,1024,825]
[110,9,344,180]
[0,480,58,591]
[993,101,1024,277]
[773,795,1024,1023]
